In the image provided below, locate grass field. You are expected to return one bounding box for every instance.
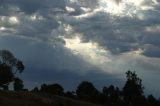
[0,90,104,106]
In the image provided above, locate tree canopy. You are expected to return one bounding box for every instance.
[123,71,144,99]
[40,83,64,96]
[76,81,101,103]
[13,77,24,91]
[0,50,25,89]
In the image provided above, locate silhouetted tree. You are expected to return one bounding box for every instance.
[16,60,24,73]
[40,83,47,91]
[102,85,122,106]
[31,87,39,92]
[76,81,101,103]
[13,77,24,91]
[0,50,25,89]
[147,95,160,106]
[64,91,77,99]
[40,83,64,96]
[0,64,13,90]
[123,70,144,105]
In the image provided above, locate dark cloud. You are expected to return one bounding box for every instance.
[142,33,160,45]
[0,0,66,14]
[64,14,142,54]
[142,45,160,58]
[64,5,160,56]
[0,36,100,72]
[66,0,99,16]
[66,0,98,9]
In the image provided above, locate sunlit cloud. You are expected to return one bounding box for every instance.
[98,0,158,17]
[29,14,44,21]
[0,27,7,31]
[63,35,113,72]
[9,16,19,24]
[66,6,76,12]
[99,0,126,16]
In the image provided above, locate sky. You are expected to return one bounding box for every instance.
[0,0,160,97]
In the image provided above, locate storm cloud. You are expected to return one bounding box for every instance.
[0,0,160,97]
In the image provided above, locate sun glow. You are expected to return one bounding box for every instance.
[99,0,156,17]
[63,36,112,69]
[99,0,125,15]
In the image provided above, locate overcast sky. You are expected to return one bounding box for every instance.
[0,0,160,97]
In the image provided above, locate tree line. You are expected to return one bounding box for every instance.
[0,50,160,106]
[31,71,160,106]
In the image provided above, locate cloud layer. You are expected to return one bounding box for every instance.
[0,0,160,97]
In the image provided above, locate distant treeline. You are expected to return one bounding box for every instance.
[30,71,160,106]
[0,50,160,106]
